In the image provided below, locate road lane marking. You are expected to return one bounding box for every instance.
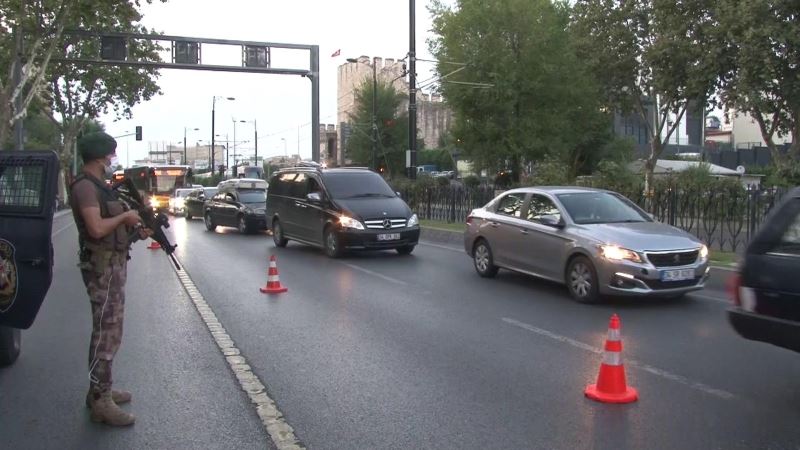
[341,262,408,285]
[52,221,74,237]
[172,263,304,449]
[689,293,730,304]
[419,241,463,252]
[501,317,735,400]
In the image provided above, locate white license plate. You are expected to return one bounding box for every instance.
[377,233,400,241]
[661,268,695,282]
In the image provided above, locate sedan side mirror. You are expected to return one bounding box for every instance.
[198,195,205,201]
[307,192,322,203]
[540,214,564,228]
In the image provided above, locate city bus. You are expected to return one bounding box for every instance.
[122,165,194,211]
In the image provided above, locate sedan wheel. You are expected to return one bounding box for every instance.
[204,212,216,231]
[473,240,499,278]
[0,326,21,367]
[237,216,248,234]
[567,256,600,303]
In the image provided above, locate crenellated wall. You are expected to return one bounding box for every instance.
[337,55,454,166]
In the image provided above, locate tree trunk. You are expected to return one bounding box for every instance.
[0,91,11,149]
[644,138,663,206]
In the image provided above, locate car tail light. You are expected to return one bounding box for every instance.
[726,272,742,306]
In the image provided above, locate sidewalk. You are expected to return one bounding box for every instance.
[0,221,270,449]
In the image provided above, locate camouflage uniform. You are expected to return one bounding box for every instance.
[70,173,132,397]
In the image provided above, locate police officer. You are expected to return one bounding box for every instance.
[69,132,146,426]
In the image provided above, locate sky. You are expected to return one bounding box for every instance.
[99,0,443,167]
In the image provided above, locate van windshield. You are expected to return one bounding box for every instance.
[322,172,396,199]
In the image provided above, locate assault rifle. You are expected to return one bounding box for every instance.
[112,178,181,270]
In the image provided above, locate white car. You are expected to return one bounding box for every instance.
[169,188,195,215]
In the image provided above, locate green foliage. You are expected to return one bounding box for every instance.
[346,79,409,176]
[436,175,451,186]
[717,0,800,160]
[570,0,723,187]
[526,156,574,186]
[754,163,800,188]
[429,0,609,176]
[462,175,480,189]
[417,149,455,171]
[592,160,642,199]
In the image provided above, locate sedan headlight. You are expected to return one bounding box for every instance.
[699,244,709,260]
[599,244,642,263]
[407,213,419,227]
[339,215,364,230]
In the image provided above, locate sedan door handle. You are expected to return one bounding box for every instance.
[295,202,307,208]
[519,229,529,235]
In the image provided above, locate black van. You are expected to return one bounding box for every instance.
[728,187,800,352]
[266,165,420,257]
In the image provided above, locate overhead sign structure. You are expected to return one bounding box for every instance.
[49,31,321,163]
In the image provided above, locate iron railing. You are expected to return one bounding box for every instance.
[399,185,787,252]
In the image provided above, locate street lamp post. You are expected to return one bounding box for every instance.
[184,126,199,165]
[281,137,287,159]
[233,118,246,176]
[346,57,378,171]
[212,96,235,173]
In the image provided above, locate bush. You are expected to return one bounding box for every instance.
[463,175,480,189]
[527,156,574,186]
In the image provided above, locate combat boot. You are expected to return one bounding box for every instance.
[85,389,132,407]
[88,390,135,426]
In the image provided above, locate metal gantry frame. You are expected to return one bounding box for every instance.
[40,31,320,164]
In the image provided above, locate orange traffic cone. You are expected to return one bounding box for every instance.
[585,314,638,404]
[259,255,288,294]
[147,240,161,250]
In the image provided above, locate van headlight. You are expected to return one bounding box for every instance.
[339,215,364,230]
[149,198,161,208]
[407,214,419,227]
[599,244,642,263]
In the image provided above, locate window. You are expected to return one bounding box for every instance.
[526,194,561,223]
[288,173,307,198]
[557,192,649,224]
[495,193,526,218]
[772,200,800,256]
[307,177,322,196]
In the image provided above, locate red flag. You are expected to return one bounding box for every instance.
[330,49,341,58]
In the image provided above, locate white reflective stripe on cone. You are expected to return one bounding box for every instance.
[268,275,280,282]
[607,329,621,341]
[602,351,622,366]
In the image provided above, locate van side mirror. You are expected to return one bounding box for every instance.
[307,192,322,203]
[198,194,205,201]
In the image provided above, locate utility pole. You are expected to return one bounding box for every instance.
[408,0,418,179]
[371,60,378,171]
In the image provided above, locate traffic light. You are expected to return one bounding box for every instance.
[135,126,142,141]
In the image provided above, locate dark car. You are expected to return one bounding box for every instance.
[266,164,420,257]
[204,179,268,234]
[184,187,218,220]
[728,187,800,352]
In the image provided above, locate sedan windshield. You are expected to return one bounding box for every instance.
[557,192,650,224]
[322,172,396,199]
[239,189,266,203]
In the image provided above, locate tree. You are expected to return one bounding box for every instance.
[429,0,609,182]
[0,0,70,148]
[45,2,164,175]
[0,1,165,150]
[717,0,800,163]
[346,79,409,177]
[571,0,723,193]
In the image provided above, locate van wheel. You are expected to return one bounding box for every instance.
[237,215,249,234]
[324,227,342,258]
[272,220,288,247]
[0,326,21,367]
[186,210,193,220]
[566,256,600,303]
[473,239,499,278]
[396,245,415,255]
[204,212,216,231]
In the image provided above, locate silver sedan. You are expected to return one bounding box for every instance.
[464,187,710,302]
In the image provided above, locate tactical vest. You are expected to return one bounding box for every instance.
[69,173,130,253]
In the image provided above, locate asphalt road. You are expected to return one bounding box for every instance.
[3,212,800,449]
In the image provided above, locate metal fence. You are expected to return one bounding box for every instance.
[400,185,787,252]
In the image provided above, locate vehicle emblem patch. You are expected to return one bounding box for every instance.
[0,238,19,313]
[383,219,392,229]
[674,254,680,263]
